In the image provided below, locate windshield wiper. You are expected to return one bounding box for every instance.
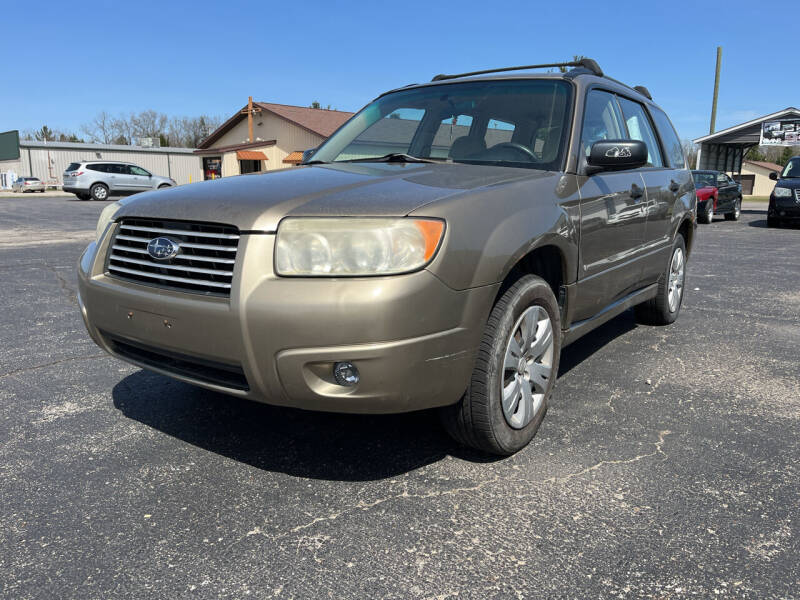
[342,153,442,164]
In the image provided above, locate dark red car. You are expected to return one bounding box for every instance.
[691,170,742,224]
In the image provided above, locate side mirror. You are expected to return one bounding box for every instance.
[301,148,317,163]
[769,171,778,181]
[587,140,648,173]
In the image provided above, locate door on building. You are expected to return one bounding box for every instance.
[239,159,262,174]
[203,157,222,180]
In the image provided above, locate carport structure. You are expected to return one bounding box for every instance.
[693,107,800,173]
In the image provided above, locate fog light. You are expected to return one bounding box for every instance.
[333,362,359,386]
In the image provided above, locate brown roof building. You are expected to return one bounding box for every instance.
[195,100,354,179]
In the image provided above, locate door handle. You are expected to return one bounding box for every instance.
[630,183,644,200]
[669,180,680,193]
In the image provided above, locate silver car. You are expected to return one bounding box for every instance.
[62,161,175,201]
[12,177,46,193]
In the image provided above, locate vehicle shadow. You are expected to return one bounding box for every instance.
[112,311,638,480]
[558,310,637,377]
[112,371,497,481]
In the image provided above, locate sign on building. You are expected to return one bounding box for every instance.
[760,120,800,146]
[0,130,20,160]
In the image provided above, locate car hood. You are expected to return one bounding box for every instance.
[774,178,800,190]
[114,162,546,231]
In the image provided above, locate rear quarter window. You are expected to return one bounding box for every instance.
[65,162,81,172]
[650,106,686,169]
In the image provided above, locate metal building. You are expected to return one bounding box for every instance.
[693,107,800,174]
[0,140,203,189]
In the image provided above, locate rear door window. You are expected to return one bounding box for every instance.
[87,164,106,172]
[649,106,686,169]
[617,96,664,167]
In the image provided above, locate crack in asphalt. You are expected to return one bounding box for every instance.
[42,263,78,306]
[0,354,106,380]
[542,429,672,484]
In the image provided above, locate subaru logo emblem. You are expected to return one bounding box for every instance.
[147,237,180,260]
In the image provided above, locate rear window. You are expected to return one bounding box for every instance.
[65,163,81,172]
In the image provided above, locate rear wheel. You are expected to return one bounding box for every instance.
[635,235,686,326]
[439,275,560,455]
[90,183,109,201]
[699,204,713,224]
[725,198,741,221]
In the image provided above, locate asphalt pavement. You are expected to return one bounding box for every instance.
[1,196,798,599]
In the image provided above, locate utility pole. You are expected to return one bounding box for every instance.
[240,96,262,143]
[709,46,722,135]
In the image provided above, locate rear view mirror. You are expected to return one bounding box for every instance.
[769,171,778,181]
[587,140,648,173]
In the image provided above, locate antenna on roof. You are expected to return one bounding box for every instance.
[431,58,603,82]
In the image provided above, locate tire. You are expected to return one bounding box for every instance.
[725,198,741,221]
[76,193,91,201]
[635,235,687,326]
[699,204,713,224]
[767,217,779,228]
[90,183,109,201]
[439,275,561,455]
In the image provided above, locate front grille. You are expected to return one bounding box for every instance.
[107,218,240,296]
[104,331,249,391]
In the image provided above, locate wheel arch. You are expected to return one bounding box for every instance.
[495,240,569,306]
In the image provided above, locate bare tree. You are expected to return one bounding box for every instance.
[81,111,114,144]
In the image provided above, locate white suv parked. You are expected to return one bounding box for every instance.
[63,161,175,201]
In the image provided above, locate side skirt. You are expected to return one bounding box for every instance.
[562,283,658,347]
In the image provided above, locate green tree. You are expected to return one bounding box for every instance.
[310,101,321,109]
[777,146,793,166]
[745,146,766,162]
[34,125,56,141]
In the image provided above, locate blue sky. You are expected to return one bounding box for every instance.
[2,0,794,142]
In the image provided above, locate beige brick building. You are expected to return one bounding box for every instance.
[194,100,353,179]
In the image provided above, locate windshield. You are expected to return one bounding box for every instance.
[310,79,572,170]
[693,172,717,187]
[781,157,800,178]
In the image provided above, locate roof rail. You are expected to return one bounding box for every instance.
[633,85,652,100]
[431,58,603,82]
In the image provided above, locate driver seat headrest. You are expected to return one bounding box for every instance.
[449,135,486,160]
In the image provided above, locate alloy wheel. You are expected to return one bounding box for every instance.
[501,305,554,429]
[667,247,685,313]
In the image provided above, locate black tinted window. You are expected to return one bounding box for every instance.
[66,162,80,172]
[650,106,685,168]
[87,164,106,172]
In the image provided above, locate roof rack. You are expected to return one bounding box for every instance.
[431,58,603,82]
[633,85,652,100]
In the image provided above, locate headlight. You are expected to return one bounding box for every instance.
[774,187,792,198]
[95,201,121,241]
[275,217,445,276]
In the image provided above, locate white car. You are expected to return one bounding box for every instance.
[12,177,46,193]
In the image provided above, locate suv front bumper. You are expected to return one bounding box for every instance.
[77,230,497,413]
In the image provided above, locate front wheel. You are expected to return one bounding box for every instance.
[635,235,686,326]
[90,183,109,201]
[767,216,779,228]
[725,198,741,221]
[440,275,561,455]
